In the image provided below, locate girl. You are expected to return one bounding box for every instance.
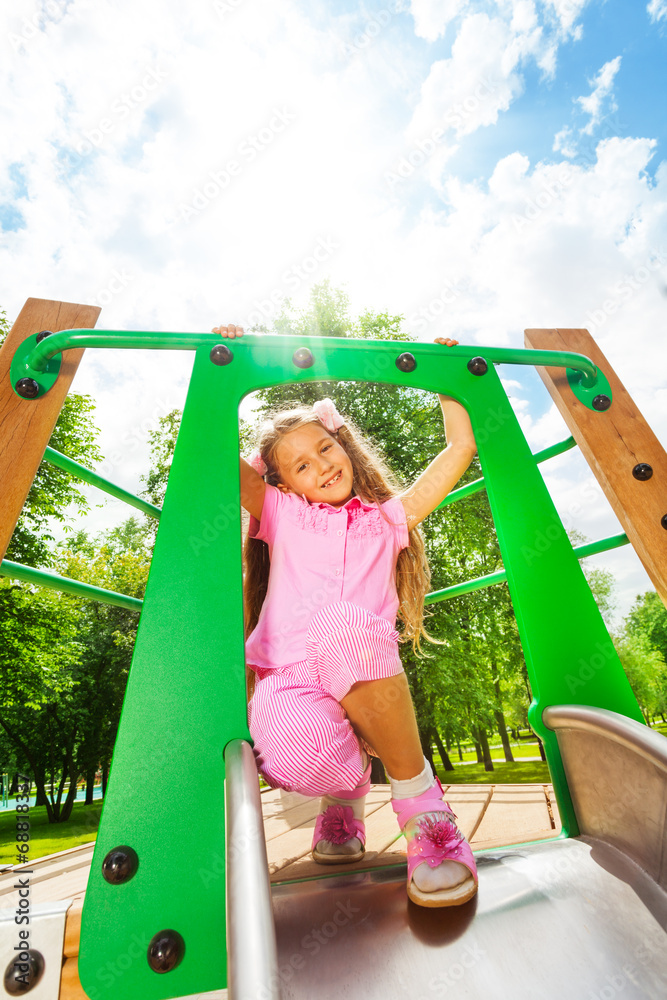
[213,323,479,908]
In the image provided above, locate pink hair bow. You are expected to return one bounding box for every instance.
[313,397,345,433]
[246,449,268,476]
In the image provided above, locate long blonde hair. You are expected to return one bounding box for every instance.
[243,403,439,654]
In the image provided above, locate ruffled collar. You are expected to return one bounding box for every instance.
[302,491,378,512]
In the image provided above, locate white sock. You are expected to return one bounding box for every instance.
[315,754,369,856]
[389,759,468,892]
[388,757,435,799]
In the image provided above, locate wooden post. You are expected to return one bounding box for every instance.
[0,298,100,562]
[524,328,667,607]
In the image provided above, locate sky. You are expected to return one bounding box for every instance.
[1,0,666,626]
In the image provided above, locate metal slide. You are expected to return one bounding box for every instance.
[225,709,667,999]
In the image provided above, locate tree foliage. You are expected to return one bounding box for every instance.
[0,318,103,567]
[0,520,150,821]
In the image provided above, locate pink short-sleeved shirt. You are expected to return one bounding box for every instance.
[245,484,410,672]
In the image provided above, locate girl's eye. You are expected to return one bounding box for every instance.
[297,463,306,473]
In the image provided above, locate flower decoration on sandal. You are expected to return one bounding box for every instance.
[409,814,465,869]
[312,804,366,865]
[319,805,358,845]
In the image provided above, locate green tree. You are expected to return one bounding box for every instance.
[0,520,150,822]
[56,518,150,801]
[0,578,85,821]
[1,316,103,567]
[625,591,667,664]
[614,632,666,723]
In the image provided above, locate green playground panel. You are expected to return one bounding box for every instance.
[19,332,635,1000]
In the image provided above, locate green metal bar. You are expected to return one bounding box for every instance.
[0,560,143,611]
[27,330,213,372]
[425,532,630,604]
[43,447,161,520]
[532,435,578,465]
[438,435,577,509]
[569,532,630,560]
[22,330,600,386]
[425,567,508,603]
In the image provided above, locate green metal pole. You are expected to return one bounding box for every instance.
[438,435,577,509]
[0,560,143,611]
[44,447,161,519]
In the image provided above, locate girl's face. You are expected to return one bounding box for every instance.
[274,423,354,506]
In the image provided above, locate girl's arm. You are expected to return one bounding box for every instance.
[400,338,477,529]
[240,458,266,521]
[211,323,268,522]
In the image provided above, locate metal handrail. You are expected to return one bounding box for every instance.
[224,739,280,1000]
[438,435,577,509]
[0,559,143,611]
[44,447,161,520]
[21,329,601,387]
[425,532,630,604]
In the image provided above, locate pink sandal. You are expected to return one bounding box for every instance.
[392,778,478,907]
[312,763,370,865]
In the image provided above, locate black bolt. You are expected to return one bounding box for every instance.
[35,329,53,344]
[467,357,488,376]
[592,394,611,411]
[15,378,40,399]
[632,463,653,481]
[210,343,233,366]
[147,930,185,974]
[395,352,416,373]
[293,347,315,369]
[102,845,139,885]
[662,514,667,530]
[4,950,45,994]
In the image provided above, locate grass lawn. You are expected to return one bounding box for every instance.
[454,743,543,763]
[0,800,102,866]
[13,728,667,861]
[435,759,552,784]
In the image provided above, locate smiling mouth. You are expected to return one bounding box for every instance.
[322,470,342,488]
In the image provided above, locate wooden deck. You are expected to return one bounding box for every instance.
[0,782,560,1000]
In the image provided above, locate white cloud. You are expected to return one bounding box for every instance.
[543,0,590,39]
[406,13,530,148]
[404,0,593,172]
[647,0,667,23]
[409,0,467,41]
[0,1,665,616]
[576,55,622,135]
[553,126,577,157]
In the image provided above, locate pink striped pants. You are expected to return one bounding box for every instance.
[248,602,404,797]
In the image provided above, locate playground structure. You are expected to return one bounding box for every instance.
[0,297,666,999]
